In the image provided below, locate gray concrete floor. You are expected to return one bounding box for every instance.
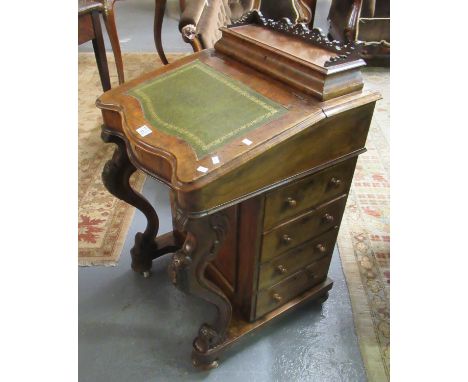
[79,1,366,381]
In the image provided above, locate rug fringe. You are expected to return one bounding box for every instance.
[338,208,389,382]
[78,261,117,267]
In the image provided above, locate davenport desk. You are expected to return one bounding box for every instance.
[96,11,380,369]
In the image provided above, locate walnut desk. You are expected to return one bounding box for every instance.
[97,11,380,370]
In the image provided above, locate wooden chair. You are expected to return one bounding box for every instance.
[79,1,112,91]
[177,0,316,53]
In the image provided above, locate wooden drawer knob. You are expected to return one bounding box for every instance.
[286,197,297,208]
[281,234,292,244]
[329,177,342,187]
[316,243,327,253]
[322,213,334,223]
[272,293,282,302]
[276,264,288,274]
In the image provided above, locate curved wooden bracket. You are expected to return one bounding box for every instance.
[168,210,232,369]
[295,0,314,26]
[344,0,363,42]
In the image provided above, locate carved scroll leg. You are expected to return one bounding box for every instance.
[169,212,232,369]
[101,131,159,274]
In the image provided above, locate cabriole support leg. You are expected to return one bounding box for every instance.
[101,130,159,275]
[169,211,232,369]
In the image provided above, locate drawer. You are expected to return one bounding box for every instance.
[263,158,356,229]
[261,196,346,262]
[255,255,332,319]
[258,227,338,289]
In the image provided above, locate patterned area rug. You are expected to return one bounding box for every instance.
[337,67,390,381]
[78,52,188,266]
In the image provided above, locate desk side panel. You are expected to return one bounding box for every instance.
[235,195,265,321]
[209,205,239,293]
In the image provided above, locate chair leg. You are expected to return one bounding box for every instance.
[102,2,125,84]
[179,0,186,12]
[91,10,111,91]
[154,0,169,65]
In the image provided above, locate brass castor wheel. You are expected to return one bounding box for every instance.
[192,357,219,370]
[317,292,329,305]
[142,271,151,278]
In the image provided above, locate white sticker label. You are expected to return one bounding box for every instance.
[242,138,253,146]
[136,125,152,137]
[211,156,220,165]
[197,166,208,173]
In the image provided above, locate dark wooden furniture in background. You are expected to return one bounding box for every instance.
[153,0,189,65]
[152,0,316,62]
[177,0,318,53]
[260,0,316,26]
[327,0,389,65]
[178,0,258,53]
[78,0,125,89]
[98,10,380,369]
[79,0,111,91]
[99,0,125,84]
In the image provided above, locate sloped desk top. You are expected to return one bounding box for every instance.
[97,50,379,214]
[125,59,288,158]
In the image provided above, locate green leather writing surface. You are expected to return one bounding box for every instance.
[127,60,287,158]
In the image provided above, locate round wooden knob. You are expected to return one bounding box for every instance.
[322,213,334,223]
[282,234,292,244]
[276,265,288,274]
[329,177,342,187]
[316,243,327,253]
[272,293,282,302]
[286,197,297,208]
